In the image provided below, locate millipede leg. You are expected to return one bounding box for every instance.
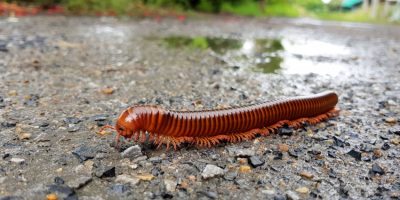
[140,131,147,143]
[97,125,115,135]
[115,134,121,149]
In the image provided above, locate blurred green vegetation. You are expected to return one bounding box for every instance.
[7,0,400,23]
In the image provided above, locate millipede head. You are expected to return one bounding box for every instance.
[115,108,140,140]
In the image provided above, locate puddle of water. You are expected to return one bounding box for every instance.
[162,36,242,53]
[157,35,353,76]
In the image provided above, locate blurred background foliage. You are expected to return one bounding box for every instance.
[3,0,400,23]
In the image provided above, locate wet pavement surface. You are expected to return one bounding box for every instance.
[0,16,399,200]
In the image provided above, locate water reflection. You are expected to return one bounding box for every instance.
[159,36,352,75]
[163,36,242,53]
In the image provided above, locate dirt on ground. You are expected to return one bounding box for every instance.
[0,16,399,200]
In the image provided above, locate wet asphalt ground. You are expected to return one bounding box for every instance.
[0,16,399,200]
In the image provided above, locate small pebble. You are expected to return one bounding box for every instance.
[115,175,140,186]
[279,127,294,136]
[136,174,155,181]
[278,144,289,152]
[95,166,115,178]
[101,87,115,95]
[273,151,283,160]
[63,117,81,124]
[54,177,65,185]
[261,189,275,195]
[380,135,389,140]
[391,137,400,145]
[46,193,58,200]
[333,136,345,147]
[91,114,108,121]
[121,145,143,159]
[237,158,247,164]
[239,165,251,173]
[288,149,299,158]
[164,179,177,192]
[373,149,383,158]
[72,146,96,162]
[18,133,31,140]
[286,190,300,200]
[8,90,17,96]
[274,194,286,200]
[109,184,130,194]
[201,164,224,179]
[327,150,336,158]
[347,149,362,161]
[390,191,400,198]
[197,191,218,199]
[248,156,264,168]
[381,142,390,150]
[385,117,397,123]
[149,156,162,164]
[299,171,314,179]
[389,128,400,135]
[328,169,337,178]
[1,120,17,128]
[224,171,237,181]
[370,163,385,175]
[295,187,309,194]
[67,125,80,132]
[10,157,25,164]
[226,147,255,157]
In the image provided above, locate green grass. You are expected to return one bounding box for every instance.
[221,1,264,16]
[219,0,396,24]
[317,9,372,22]
[65,0,142,15]
[264,3,302,17]
[10,0,398,24]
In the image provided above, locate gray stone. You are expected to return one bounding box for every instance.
[109,184,131,194]
[121,145,143,159]
[68,176,92,189]
[94,166,115,178]
[201,164,224,179]
[164,179,177,192]
[10,158,25,164]
[72,146,96,162]
[286,190,300,200]
[64,117,81,124]
[226,147,255,157]
[115,175,140,186]
[149,156,162,164]
[248,156,265,168]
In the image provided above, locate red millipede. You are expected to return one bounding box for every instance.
[100,91,339,149]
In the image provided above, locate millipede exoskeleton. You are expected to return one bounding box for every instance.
[100,91,339,149]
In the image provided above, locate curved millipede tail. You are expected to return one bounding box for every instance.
[105,91,339,150]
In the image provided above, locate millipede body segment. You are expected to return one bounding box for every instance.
[109,91,339,149]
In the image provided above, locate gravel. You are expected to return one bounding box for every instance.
[121,145,143,159]
[94,166,116,178]
[0,16,399,199]
[347,149,362,161]
[370,163,385,176]
[68,176,92,189]
[248,156,265,168]
[72,146,97,162]
[115,175,140,186]
[201,164,225,179]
